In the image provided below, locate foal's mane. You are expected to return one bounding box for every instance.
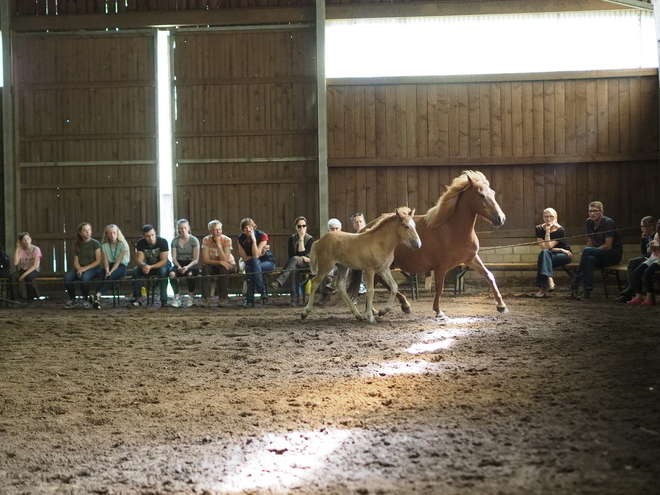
[424,170,489,228]
[362,206,413,232]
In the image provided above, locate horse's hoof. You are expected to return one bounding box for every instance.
[497,306,509,314]
[401,304,411,314]
[434,311,446,319]
[301,312,308,320]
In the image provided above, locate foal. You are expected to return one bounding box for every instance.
[301,206,421,323]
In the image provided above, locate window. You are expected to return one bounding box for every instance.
[326,11,657,78]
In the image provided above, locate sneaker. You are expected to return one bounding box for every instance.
[160,299,168,308]
[82,300,92,309]
[131,299,143,307]
[613,294,632,303]
[318,292,331,307]
[170,298,181,308]
[582,289,591,299]
[217,298,227,308]
[270,280,280,290]
[201,298,211,308]
[358,282,367,295]
[92,296,101,310]
[185,297,194,308]
[64,299,79,309]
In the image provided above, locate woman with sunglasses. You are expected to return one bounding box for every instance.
[271,216,314,306]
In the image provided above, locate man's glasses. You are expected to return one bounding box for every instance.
[296,224,306,229]
[588,209,602,213]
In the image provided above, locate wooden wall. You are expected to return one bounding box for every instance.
[13,33,157,273]
[172,27,318,263]
[327,72,660,244]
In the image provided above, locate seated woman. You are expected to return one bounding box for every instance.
[63,222,102,308]
[237,218,275,308]
[92,224,130,309]
[9,232,42,304]
[168,219,200,308]
[271,216,314,306]
[201,220,237,308]
[535,208,572,298]
[628,220,660,306]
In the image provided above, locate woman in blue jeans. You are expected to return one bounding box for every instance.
[535,208,573,298]
[237,218,276,307]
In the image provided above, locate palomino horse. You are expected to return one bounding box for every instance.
[351,170,507,318]
[301,206,421,323]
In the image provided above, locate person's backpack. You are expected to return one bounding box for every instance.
[0,249,10,278]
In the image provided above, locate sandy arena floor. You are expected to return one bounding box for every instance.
[0,288,659,495]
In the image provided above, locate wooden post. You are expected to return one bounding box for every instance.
[1,1,16,251]
[316,0,329,236]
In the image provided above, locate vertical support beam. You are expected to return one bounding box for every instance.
[1,2,16,250]
[316,0,329,236]
[654,1,660,181]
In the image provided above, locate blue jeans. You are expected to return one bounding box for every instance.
[632,261,660,294]
[133,263,171,302]
[536,250,571,288]
[64,268,101,299]
[9,269,40,300]
[244,258,275,302]
[96,265,127,296]
[574,247,622,291]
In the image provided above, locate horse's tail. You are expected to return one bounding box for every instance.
[346,268,362,299]
[309,241,318,275]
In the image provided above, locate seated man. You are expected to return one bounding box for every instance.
[567,201,622,298]
[614,216,656,303]
[132,224,172,307]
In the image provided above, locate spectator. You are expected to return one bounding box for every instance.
[627,219,660,306]
[534,208,572,298]
[237,218,275,308]
[271,216,314,307]
[351,212,366,232]
[201,220,237,308]
[64,222,102,308]
[567,201,622,298]
[168,219,200,308]
[132,224,172,307]
[92,224,130,309]
[9,232,42,304]
[318,218,342,306]
[614,216,656,303]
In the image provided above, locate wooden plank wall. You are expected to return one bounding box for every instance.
[172,28,318,265]
[14,33,157,273]
[327,74,660,244]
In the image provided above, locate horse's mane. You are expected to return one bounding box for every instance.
[424,170,489,229]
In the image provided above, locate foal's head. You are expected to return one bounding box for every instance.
[395,206,422,250]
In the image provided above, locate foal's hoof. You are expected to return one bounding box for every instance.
[497,306,509,314]
[301,312,308,320]
[401,304,411,314]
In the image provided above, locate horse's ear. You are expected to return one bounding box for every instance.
[411,208,415,216]
[395,207,403,218]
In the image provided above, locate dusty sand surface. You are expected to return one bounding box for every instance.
[0,289,659,495]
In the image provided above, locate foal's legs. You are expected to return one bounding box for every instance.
[301,259,335,319]
[376,268,398,317]
[334,265,365,321]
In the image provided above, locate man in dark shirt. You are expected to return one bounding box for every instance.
[132,224,172,307]
[567,201,622,298]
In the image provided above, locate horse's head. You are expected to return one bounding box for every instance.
[466,173,506,227]
[395,206,422,249]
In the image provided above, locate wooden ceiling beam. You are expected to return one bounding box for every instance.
[12,7,314,32]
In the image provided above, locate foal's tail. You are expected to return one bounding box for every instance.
[309,241,318,276]
[346,268,362,299]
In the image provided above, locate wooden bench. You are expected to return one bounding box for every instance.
[451,262,635,297]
